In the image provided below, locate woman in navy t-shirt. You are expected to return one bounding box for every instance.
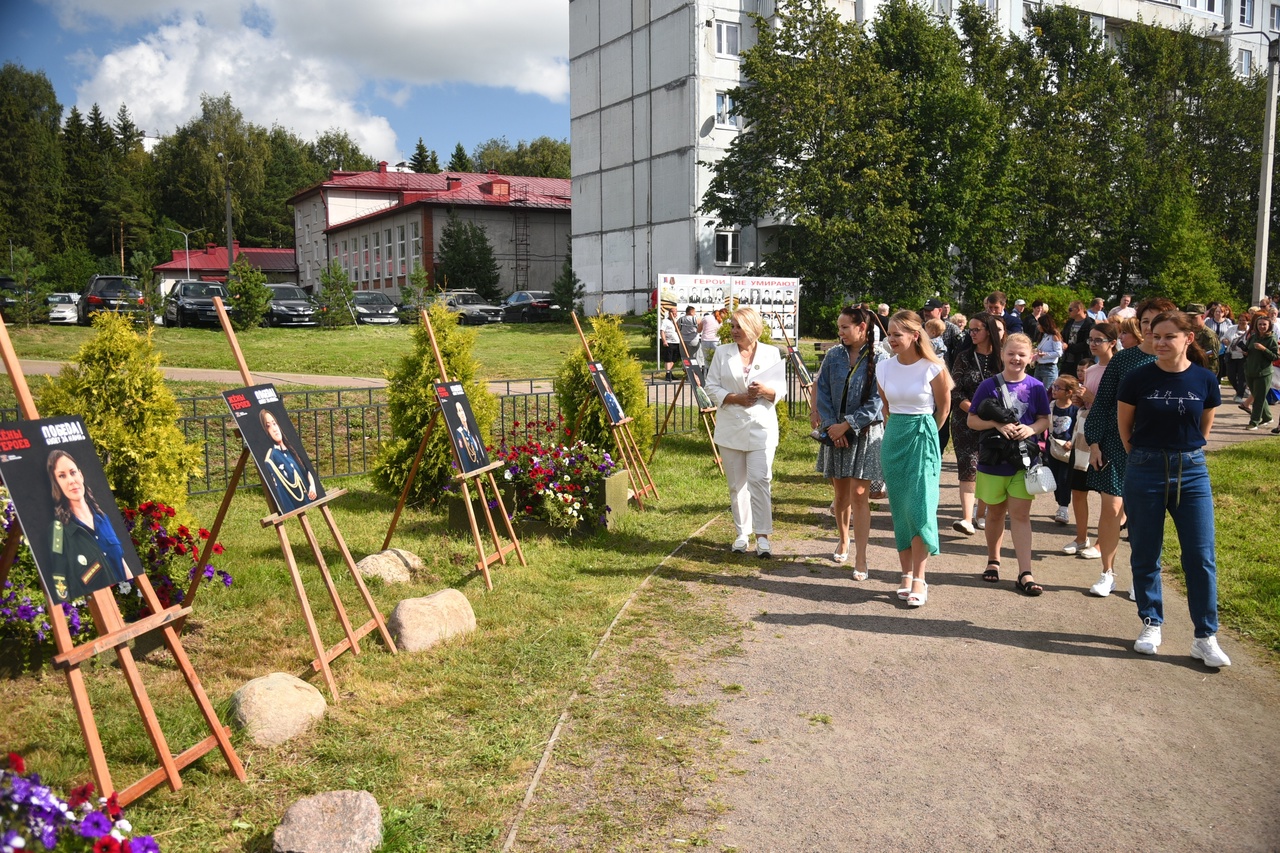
[1117,311,1228,667]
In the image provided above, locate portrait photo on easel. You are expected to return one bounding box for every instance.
[434,382,490,474]
[0,416,141,604]
[222,385,325,515]
[587,361,627,424]
[681,357,715,410]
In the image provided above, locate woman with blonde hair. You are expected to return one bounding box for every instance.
[877,310,953,607]
[706,307,788,556]
[1116,316,1142,351]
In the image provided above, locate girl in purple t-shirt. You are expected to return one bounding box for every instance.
[967,333,1052,595]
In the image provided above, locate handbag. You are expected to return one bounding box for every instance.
[1048,435,1071,463]
[1071,411,1090,471]
[1025,462,1057,495]
[811,347,866,447]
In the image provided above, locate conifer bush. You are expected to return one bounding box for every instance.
[372,300,498,506]
[35,314,201,514]
[225,256,272,330]
[555,314,653,458]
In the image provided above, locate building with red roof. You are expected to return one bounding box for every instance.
[152,242,298,294]
[287,162,571,297]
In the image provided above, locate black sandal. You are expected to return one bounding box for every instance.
[982,560,1000,583]
[1016,571,1043,596]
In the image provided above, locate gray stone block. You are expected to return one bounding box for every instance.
[229,672,326,747]
[387,588,476,653]
[354,548,421,584]
[273,789,382,853]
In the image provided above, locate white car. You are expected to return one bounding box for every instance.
[46,293,78,324]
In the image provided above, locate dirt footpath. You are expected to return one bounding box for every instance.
[684,406,1280,852]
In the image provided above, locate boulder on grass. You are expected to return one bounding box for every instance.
[273,789,382,853]
[387,588,476,652]
[229,672,325,747]
[354,548,422,584]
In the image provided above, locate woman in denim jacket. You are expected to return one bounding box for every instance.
[813,305,884,577]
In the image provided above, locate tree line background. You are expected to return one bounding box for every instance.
[0,62,570,293]
[704,0,1279,332]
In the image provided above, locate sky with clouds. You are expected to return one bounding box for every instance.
[1,0,571,163]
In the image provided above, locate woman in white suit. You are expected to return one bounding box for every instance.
[705,307,788,557]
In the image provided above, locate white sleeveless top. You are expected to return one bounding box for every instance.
[878,356,942,415]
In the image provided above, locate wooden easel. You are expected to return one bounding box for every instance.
[190,298,396,701]
[380,309,525,591]
[569,312,659,509]
[0,320,245,806]
[775,312,817,417]
[650,334,722,473]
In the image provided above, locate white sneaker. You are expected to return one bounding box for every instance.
[756,536,772,558]
[1062,537,1090,555]
[1054,506,1070,525]
[1089,572,1116,597]
[953,519,976,535]
[975,516,986,530]
[731,535,748,553]
[1078,545,1101,559]
[1128,586,1137,602]
[1190,635,1231,667]
[1134,620,1162,655]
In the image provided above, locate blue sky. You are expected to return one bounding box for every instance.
[1,0,571,164]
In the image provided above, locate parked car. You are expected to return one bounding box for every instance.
[163,280,230,328]
[501,290,558,323]
[46,293,78,325]
[78,275,145,325]
[266,284,319,327]
[0,277,19,319]
[440,290,502,325]
[352,291,400,325]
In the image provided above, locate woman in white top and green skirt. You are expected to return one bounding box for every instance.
[877,310,954,607]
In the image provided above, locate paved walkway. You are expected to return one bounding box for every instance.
[676,401,1279,850]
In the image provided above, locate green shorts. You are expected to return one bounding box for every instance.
[975,470,1033,504]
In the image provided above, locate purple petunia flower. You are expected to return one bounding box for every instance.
[131,835,160,853]
[78,810,112,838]
[15,603,36,621]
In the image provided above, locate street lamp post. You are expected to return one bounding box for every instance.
[165,227,197,281]
[1254,37,1280,306]
[216,152,235,279]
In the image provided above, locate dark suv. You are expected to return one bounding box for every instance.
[501,290,558,323]
[79,275,145,325]
[266,284,318,327]
[163,280,229,327]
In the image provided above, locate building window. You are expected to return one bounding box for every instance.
[715,21,740,57]
[374,241,381,278]
[715,92,739,128]
[1241,47,1254,74]
[384,229,393,280]
[362,235,370,281]
[1272,2,1280,27]
[411,222,421,273]
[397,225,406,276]
[341,239,348,273]
[1187,0,1218,12]
[1242,0,1255,25]
[714,230,740,266]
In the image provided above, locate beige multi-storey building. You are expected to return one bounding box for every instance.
[569,0,1265,315]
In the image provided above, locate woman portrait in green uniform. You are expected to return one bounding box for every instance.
[47,448,130,596]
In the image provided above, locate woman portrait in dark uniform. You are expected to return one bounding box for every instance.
[47,449,130,596]
[259,408,317,513]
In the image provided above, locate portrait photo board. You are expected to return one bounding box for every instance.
[587,361,628,425]
[0,416,142,604]
[222,384,326,516]
[434,382,491,475]
[655,274,800,358]
[680,358,715,410]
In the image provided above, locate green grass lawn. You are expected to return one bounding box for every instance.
[7,321,657,381]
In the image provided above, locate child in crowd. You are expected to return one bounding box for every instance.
[925,318,948,360]
[1046,375,1079,527]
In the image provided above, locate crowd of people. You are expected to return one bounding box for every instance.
[707,293,1279,669]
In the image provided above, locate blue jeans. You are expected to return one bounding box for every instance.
[1034,363,1058,387]
[1123,448,1218,638]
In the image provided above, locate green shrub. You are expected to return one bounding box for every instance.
[318,260,356,328]
[555,314,654,458]
[225,256,272,330]
[5,247,49,328]
[372,300,498,506]
[35,313,201,514]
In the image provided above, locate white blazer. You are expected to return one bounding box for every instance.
[705,342,788,452]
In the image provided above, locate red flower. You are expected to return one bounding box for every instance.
[212,543,225,555]
[6,752,24,774]
[69,781,95,808]
[94,836,122,853]
[165,507,176,518]
[198,528,210,540]
[105,791,122,819]
[174,543,187,555]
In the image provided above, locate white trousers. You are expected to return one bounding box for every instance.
[721,445,775,537]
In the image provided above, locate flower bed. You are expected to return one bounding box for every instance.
[492,418,618,532]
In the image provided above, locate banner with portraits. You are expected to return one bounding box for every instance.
[223,385,326,516]
[655,274,800,349]
[434,382,490,475]
[0,416,142,604]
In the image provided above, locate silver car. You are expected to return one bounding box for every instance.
[46,293,78,325]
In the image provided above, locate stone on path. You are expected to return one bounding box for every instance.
[229,672,326,747]
[272,790,382,853]
[355,548,422,584]
[387,588,476,652]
